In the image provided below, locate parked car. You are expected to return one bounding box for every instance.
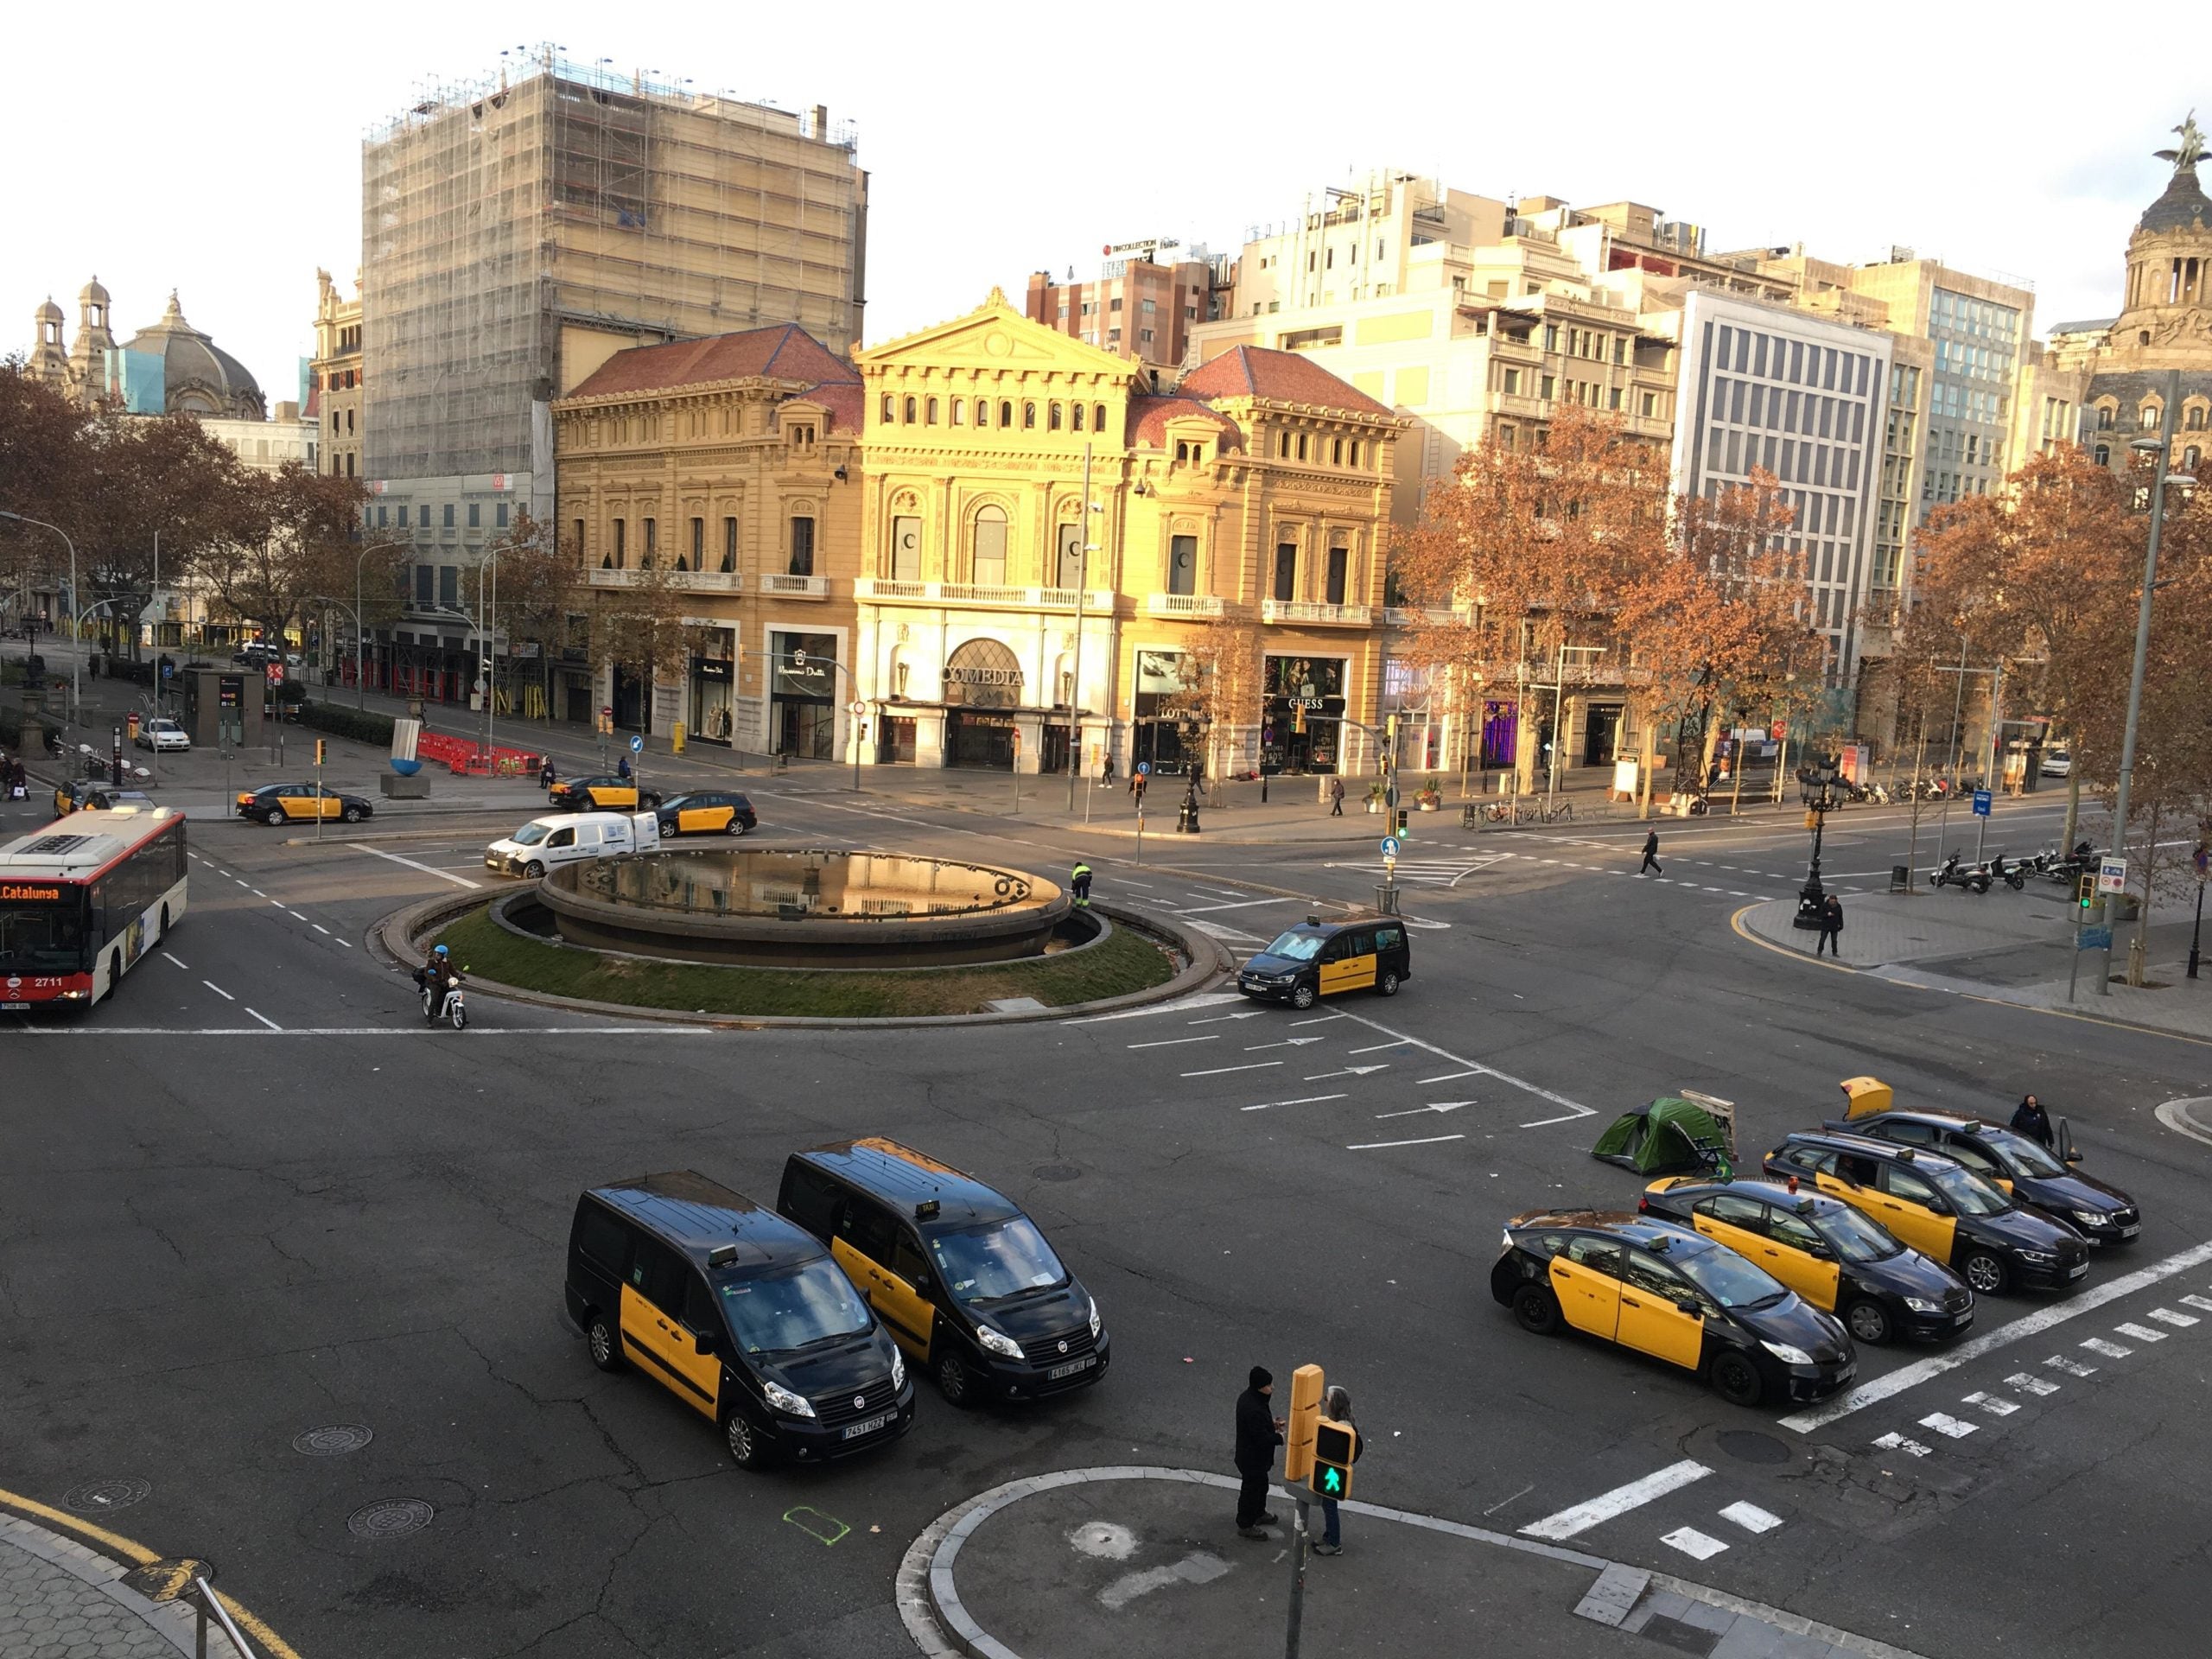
[134,717,190,753]
[2040,747,2072,778]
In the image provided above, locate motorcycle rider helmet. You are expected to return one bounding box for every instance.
[433,944,449,957]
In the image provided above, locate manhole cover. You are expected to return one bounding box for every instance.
[1033,1164,1084,1183]
[294,1425,375,1457]
[64,1478,150,1514]
[347,1499,435,1541]
[1715,1429,1793,1465]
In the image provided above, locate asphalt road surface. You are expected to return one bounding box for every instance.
[5,780,2209,1659]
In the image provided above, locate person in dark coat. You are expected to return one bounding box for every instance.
[1233,1366,1283,1536]
[1640,830,1662,874]
[2011,1093,2054,1148]
[1815,894,1844,957]
[617,753,633,781]
[1328,777,1345,816]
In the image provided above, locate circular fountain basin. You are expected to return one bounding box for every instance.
[538,848,1071,967]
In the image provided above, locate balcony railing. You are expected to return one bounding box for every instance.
[1260,599,1372,626]
[1146,593,1225,619]
[1382,606,1467,627]
[854,578,1114,611]
[588,567,640,587]
[760,573,829,598]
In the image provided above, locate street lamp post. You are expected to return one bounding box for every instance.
[2096,369,2183,995]
[2189,842,2206,979]
[1794,755,1843,929]
[0,510,79,724]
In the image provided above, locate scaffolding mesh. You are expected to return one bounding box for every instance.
[362,47,866,486]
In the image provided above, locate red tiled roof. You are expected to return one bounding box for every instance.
[797,382,864,436]
[564,324,858,400]
[1126,394,1243,450]
[1179,345,1394,417]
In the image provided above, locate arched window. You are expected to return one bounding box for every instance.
[1001,399,1014,428]
[2097,404,2114,430]
[2187,445,2202,475]
[972,505,1008,587]
[880,393,893,423]
[1072,403,1086,432]
[1332,437,1344,465]
[926,397,939,424]
[2095,444,2112,467]
[951,398,965,426]
[1049,402,1063,431]
[2189,404,2207,431]
[1094,403,1107,431]
[1296,434,1309,461]
[1024,402,1038,429]
[904,395,918,423]
[973,399,988,429]
[2141,403,2162,431]
[1277,432,1290,458]
[1350,440,1363,467]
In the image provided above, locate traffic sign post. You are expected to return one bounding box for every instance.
[1971,787,1993,862]
[1972,789,1992,817]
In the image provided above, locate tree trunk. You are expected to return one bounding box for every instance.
[2062,770,2082,860]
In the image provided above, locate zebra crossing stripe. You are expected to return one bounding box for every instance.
[2005,1372,2060,1396]
[1873,1432,1932,1458]
[1961,1392,2018,1417]
[1919,1413,1978,1439]
[2145,1307,2198,1327]
[2045,1354,2098,1376]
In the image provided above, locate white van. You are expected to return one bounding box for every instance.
[486,811,642,878]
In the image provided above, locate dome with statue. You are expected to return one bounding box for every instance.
[117,291,267,419]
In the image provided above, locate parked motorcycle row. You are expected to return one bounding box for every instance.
[1931,841,2103,896]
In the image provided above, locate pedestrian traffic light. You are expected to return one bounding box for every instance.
[1282,1363,1324,1483]
[315,739,327,766]
[1310,1418,1355,1502]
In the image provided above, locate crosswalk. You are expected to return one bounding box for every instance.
[1325,857,1501,889]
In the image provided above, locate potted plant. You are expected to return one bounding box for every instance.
[1416,777,1442,810]
[1365,781,1386,813]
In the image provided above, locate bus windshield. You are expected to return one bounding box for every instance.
[0,899,89,971]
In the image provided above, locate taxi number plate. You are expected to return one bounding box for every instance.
[841,1413,892,1440]
[1049,1355,1097,1380]
[0,1001,26,1011]
[2066,1262,2088,1279]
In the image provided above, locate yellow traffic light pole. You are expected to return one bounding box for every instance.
[1281,1364,1324,1659]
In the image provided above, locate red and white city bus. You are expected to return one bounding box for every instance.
[0,807,188,1011]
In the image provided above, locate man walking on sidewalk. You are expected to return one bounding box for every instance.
[1233,1366,1284,1538]
[1640,830,1662,874]
[1815,893,1844,957]
[1328,776,1345,816]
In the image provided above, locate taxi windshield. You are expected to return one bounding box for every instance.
[512,823,551,846]
[1982,1128,2067,1179]
[930,1217,1067,1306]
[715,1259,871,1354]
[1262,931,1325,963]
[1924,1161,2013,1216]
[1815,1204,1903,1264]
[1676,1246,1789,1310]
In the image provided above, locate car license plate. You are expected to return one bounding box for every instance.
[2066,1262,2088,1279]
[841,1412,891,1440]
[1049,1355,1097,1380]
[2119,1224,2140,1238]
[0,1001,26,1011]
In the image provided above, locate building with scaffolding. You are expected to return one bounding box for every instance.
[358,47,868,708]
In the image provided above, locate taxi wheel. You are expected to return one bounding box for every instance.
[263,806,286,826]
[936,1350,979,1409]
[1845,1299,1895,1345]
[586,1313,625,1373]
[1511,1283,1561,1335]
[1290,982,1319,1011]
[722,1408,768,1468]
[1708,1349,1765,1407]
[726,819,747,836]
[1961,1249,2008,1296]
[340,804,365,823]
[1377,970,1402,997]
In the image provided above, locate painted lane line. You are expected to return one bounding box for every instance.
[251,889,267,898]
[2044,1355,2097,1376]
[1717,1502,1783,1535]
[1118,879,1158,889]
[1778,1236,2212,1431]
[2112,1322,2167,1343]
[202,981,235,1001]
[2080,1338,2133,1358]
[16,1026,734,1037]
[1419,1069,1483,1084]
[334,938,353,947]
[1128,1035,1217,1049]
[1290,1014,1348,1027]
[270,899,286,908]
[1961,1392,2018,1417]
[313,925,331,936]
[1304,1065,1389,1080]
[1517,1460,1711,1541]
[1347,1039,1410,1054]
[1375,1101,1476,1120]
[1658,1527,1728,1561]
[1338,1013,1596,1122]
[1186,1011,1263,1025]
[1182,1061,1282,1077]
[2145,1306,2198,1327]
[1872,1433,1932,1459]
[1240,1093,1348,1114]
[2005,1373,2061,1396]
[161,951,188,970]
[245,1007,283,1032]
[1919,1413,1978,1439]
[233,878,250,887]
[346,842,482,889]
[2178,1294,2212,1313]
[1244,1038,1325,1051]
[1345,1133,1465,1150]
[1520,1111,1592,1129]
[1173,897,1292,915]
[287,911,310,923]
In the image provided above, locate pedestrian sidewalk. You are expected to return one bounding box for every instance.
[0,1508,243,1659]
[1739,889,2212,1041]
[904,1467,1922,1659]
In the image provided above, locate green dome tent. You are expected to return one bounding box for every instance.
[1590,1096,1735,1178]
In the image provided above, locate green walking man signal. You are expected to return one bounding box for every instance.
[1310,1417,1355,1501]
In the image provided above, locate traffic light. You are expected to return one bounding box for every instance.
[315,739,327,766]
[1310,1418,1356,1502]
[1282,1363,1324,1484]
[2078,873,2095,911]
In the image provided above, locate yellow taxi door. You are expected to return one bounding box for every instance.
[1692,1197,1838,1311]
[1548,1240,1623,1339]
[1320,932,1376,995]
[619,1240,719,1418]
[596,784,639,810]
[830,1198,925,1351]
[678,805,724,834]
[1615,1250,1705,1370]
[1758,1211,1843,1310]
[1875,1165,1959,1262]
[872,1234,938,1361]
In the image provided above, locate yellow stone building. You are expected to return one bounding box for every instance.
[552,293,1407,775]
[309,270,363,480]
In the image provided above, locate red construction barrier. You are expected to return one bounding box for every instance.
[412,732,543,778]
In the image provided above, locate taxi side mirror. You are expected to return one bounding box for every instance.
[691,1328,716,1356]
[1673,1300,1701,1319]
[1808,1244,1836,1262]
[1922,1195,1953,1216]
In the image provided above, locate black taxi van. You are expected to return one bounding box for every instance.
[778,1138,1108,1408]
[1236,915,1411,1009]
[566,1171,915,1467]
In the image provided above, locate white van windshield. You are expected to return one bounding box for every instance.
[512,823,551,846]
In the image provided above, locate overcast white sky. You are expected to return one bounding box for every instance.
[3,0,2187,399]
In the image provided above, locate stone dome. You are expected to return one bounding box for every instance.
[2139,163,2212,235]
[79,275,110,307]
[118,291,266,419]
[36,296,63,324]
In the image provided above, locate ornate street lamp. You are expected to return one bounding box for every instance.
[1794,754,1844,929]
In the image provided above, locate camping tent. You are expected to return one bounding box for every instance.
[1590,1096,1736,1178]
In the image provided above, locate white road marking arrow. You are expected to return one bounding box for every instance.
[1188,1011,1265,1025]
[1244,1037,1326,1051]
[1373,1101,1477,1119]
[1303,1065,1389,1080]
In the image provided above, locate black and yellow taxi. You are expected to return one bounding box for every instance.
[1491,1211,1855,1406]
[1236,915,1411,1010]
[52,779,156,819]
[1822,1109,2141,1247]
[549,774,658,812]
[1764,1130,2089,1296]
[565,1170,915,1468]
[657,790,758,838]
[777,1138,1108,1408]
[1638,1177,1974,1344]
[235,781,373,825]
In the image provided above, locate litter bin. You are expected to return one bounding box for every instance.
[1374,884,1401,915]
[1890,864,1912,893]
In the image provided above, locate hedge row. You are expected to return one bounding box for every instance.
[297,701,397,745]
